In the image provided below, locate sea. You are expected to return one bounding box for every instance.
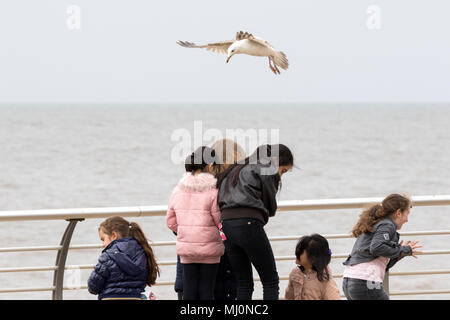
[0,104,449,300]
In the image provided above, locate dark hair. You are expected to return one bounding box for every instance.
[216,144,294,189]
[185,146,217,174]
[295,234,331,282]
[351,193,411,238]
[99,216,160,286]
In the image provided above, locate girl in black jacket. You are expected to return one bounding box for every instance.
[216,144,294,300]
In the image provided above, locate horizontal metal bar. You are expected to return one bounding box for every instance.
[0,286,56,293]
[0,264,97,273]
[1,195,449,222]
[3,230,450,253]
[0,245,63,253]
[0,241,175,253]
[3,248,450,274]
[0,280,186,293]
[0,205,168,222]
[389,289,450,296]
[0,266,57,273]
[333,269,450,278]
[338,289,450,298]
[276,195,450,212]
[276,250,450,261]
[4,284,450,296]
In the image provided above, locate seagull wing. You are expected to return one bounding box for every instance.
[249,37,275,50]
[235,31,275,49]
[177,40,234,55]
[236,31,255,41]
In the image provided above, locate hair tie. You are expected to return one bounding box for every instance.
[129,223,132,229]
[328,249,332,255]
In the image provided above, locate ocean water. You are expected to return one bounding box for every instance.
[0,104,449,300]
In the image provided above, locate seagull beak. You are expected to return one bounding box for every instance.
[226,56,231,63]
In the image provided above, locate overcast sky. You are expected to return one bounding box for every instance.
[0,0,449,104]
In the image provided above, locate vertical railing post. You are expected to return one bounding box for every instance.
[383,271,390,298]
[52,218,84,300]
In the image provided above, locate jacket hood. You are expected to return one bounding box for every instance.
[178,172,217,192]
[104,238,147,277]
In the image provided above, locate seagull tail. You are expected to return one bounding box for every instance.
[273,51,289,70]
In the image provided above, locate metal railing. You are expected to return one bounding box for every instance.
[1,195,450,299]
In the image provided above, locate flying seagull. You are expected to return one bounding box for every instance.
[177,31,289,74]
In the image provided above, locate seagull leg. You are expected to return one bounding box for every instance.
[273,63,281,74]
[268,58,277,74]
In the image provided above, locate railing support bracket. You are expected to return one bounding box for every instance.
[52,218,84,300]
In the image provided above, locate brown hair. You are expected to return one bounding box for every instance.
[99,216,160,286]
[351,193,411,238]
[210,139,246,176]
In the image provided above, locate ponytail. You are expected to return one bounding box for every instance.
[351,204,385,237]
[99,216,160,286]
[129,222,160,286]
[351,194,411,237]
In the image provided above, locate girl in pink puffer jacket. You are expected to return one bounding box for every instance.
[166,146,224,300]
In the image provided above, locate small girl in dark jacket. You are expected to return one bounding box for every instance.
[88,216,160,300]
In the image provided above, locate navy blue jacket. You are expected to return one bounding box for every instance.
[88,237,148,299]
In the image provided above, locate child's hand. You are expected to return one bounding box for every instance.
[399,240,423,258]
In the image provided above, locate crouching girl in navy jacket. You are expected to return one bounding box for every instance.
[88,216,160,300]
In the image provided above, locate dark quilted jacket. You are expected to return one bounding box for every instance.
[88,237,148,299]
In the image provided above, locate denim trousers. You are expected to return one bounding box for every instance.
[221,218,279,300]
[342,277,389,300]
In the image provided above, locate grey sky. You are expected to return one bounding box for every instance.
[0,0,449,104]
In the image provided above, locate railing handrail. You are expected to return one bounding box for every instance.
[2,229,450,253]
[1,195,450,222]
[1,195,450,299]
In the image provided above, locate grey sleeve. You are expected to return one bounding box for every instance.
[369,223,412,259]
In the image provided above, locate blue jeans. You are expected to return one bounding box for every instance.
[221,218,279,300]
[343,277,389,300]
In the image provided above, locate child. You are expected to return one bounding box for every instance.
[166,146,225,300]
[216,144,294,300]
[342,193,423,300]
[173,139,245,300]
[285,234,341,300]
[88,216,160,300]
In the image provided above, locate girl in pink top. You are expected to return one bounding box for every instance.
[285,234,341,300]
[166,146,224,300]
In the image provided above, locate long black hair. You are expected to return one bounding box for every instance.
[216,144,294,188]
[295,234,331,282]
[215,144,294,189]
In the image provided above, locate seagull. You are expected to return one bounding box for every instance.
[177,31,289,74]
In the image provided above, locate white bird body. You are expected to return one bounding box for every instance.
[177,31,288,74]
[230,39,274,57]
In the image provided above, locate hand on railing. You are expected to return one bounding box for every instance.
[400,240,423,258]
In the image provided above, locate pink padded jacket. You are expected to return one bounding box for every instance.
[166,172,225,264]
